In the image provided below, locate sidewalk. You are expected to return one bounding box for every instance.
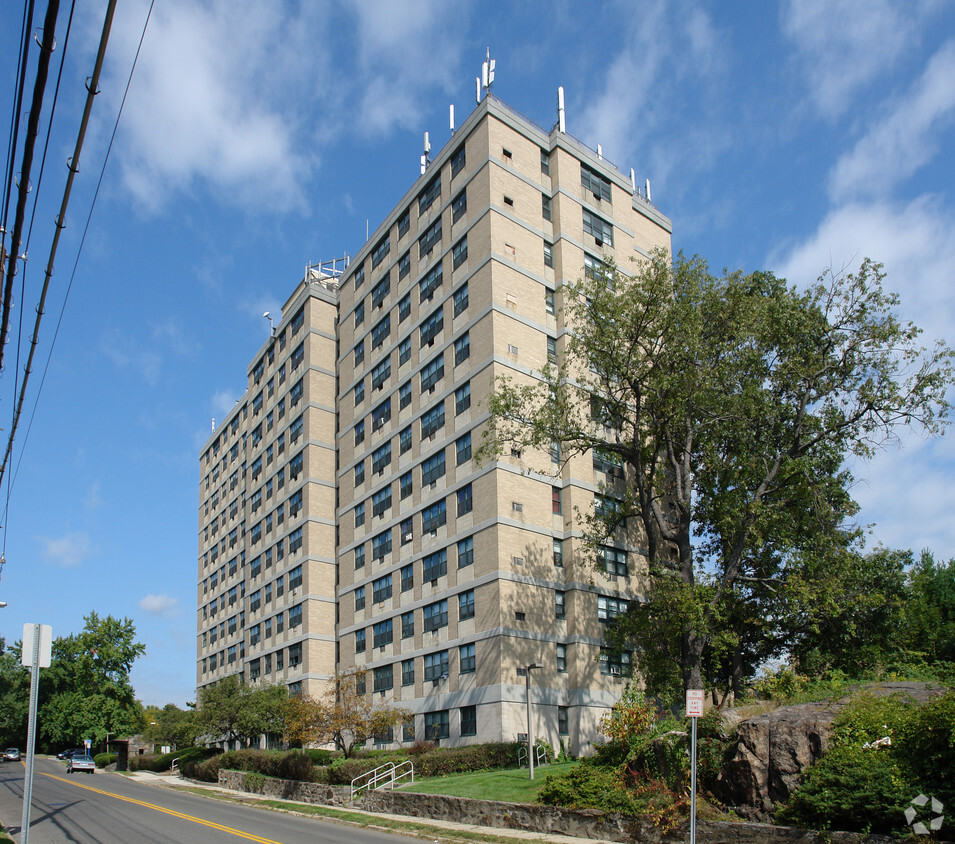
[120,768,621,844]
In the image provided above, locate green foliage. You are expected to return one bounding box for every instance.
[303,748,336,765]
[483,250,955,696]
[597,684,657,749]
[144,703,200,749]
[215,749,314,781]
[779,690,955,835]
[753,666,854,704]
[130,745,220,773]
[93,752,116,768]
[195,676,287,747]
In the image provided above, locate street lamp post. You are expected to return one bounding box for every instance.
[525,662,543,780]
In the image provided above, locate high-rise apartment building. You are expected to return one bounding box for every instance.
[197,92,671,755]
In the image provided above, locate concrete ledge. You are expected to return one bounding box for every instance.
[218,770,897,844]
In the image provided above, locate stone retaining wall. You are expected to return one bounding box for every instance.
[217,770,895,844]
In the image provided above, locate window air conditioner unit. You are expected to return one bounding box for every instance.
[611,666,621,676]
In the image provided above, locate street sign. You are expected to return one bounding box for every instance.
[686,689,705,717]
[21,624,52,668]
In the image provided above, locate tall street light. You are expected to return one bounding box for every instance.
[525,662,543,780]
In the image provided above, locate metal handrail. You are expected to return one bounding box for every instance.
[350,759,414,801]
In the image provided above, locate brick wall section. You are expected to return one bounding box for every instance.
[217,770,896,844]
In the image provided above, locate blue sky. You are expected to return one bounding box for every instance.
[1,0,953,708]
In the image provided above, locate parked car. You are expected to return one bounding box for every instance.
[56,748,74,760]
[3,748,20,761]
[66,754,95,774]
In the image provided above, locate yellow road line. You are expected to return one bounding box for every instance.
[40,772,282,843]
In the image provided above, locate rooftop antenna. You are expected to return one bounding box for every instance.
[420,131,431,175]
[630,168,636,193]
[211,417,216,432]
[450,104,455,133]
[481,47,495,99]
[645,178,651,203]
[475,76,481,105]
[597,144,603,160]
[557,86,566,133]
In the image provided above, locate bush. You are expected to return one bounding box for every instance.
[93,752,116,768]
[215,749,314,781]
[129,746,220,773]
[303,748,336,766]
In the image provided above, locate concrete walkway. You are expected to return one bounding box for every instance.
[120,768,621,844]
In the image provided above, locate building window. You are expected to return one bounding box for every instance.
[421,450,446,486]
[399,425,413,455]
[453,283,469,317]
[354,501,365,528]
[372,574,393,603]
[459,644,476,676]
[544,242,554,268]
[355,585,366,611]
[372,357,392,392]
[420,308,444,347]
[552,486,562,515]
[354,379,365,406]
[399,380,413,409]
[371,233,391,268]
[400,471,413,500]
[372,442,392,475]
[401,563,414,593]
[398,336,411,366]
[373,619,393,649]
[372,485,392,519]
[599,648,632,676]
[398,292,411,323]
[454,333,470,366]
[418,217,442,258]
[373,664,393,693]
[459,589,475,621]
[398,251,410,279]
[420,402,445,439]
[423,550,447,583]
[288,528,303,555]
[540,149,550,176]
[355,544,365,569]
[558,705,569,735]
[457,484,473,516]
[424,651,449,682]
[400,516,413,545]
[420,354,444,393]
[289,603,303,629]
[418,174,441,215]
[553,538,563,567]
[456,432,472,465]
[555,590,566,619]
[354,419,365,446]
[455,382,470,414]
[355,460,365,486]
[397,208,410,239]
[425,709,450,741]
[598,595,629,622]
[419,262,443,303]
[287,641,303,667]
[372,529,392,561]
[371,273,391,312]
[451,144,466,178]
[401,611,414,640]
[371,314,391,350]
[452,237,468,270]
[582,209,613,246]
[355,300,365,327]
[423,599,448,632]
[581,164,612,202]
[421,499,447,533]
[601,546,628,577]
[354,266,365,289]
[457,536,473,568]
[451,189,467,223]
[402,658,415,686]
[557,643,567,673]
[542,194,552,221]
[355,629,366,654]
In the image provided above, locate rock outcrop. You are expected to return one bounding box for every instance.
[718,681,945,819]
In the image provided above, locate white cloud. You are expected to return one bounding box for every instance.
[770,196,955,345]
[781,0,940,119]
[347,0,470,135]
[84,482,102,511]
[829,40,955,200]
[138,593,179,616]
[210,389,241,421]
[101,331,163,382]
[38,532,94,568]
[103,0,329,214]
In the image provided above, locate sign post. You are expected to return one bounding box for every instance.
[20,623,52,844]
[686,689,705,844]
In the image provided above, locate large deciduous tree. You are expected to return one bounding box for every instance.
[195,675,287,747]
[483,250,953,699]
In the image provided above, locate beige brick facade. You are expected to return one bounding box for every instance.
[197,94,671,755]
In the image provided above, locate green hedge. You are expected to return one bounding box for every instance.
[93,752,116,768]
[129,746,221,773]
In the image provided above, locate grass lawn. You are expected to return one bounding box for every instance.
[397,761,579,803]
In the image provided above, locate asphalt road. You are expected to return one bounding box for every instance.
[0,756,417,844]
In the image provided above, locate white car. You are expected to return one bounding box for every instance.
[67,753,95,774]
